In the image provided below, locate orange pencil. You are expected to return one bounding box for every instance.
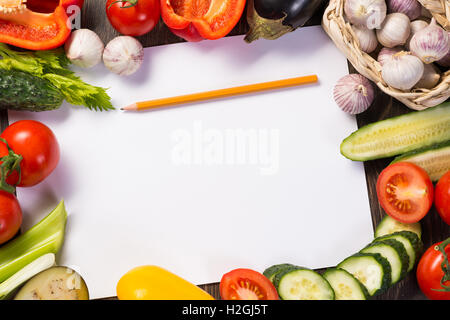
[121,75,318,111]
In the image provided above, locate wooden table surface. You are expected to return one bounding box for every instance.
[5,0,449,300]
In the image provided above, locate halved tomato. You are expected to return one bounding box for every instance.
[220,268,279,300]
[376,162,434,224]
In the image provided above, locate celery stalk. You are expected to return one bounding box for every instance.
[0,253,55,299]
[0,200,67,283]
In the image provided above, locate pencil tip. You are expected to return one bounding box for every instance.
[121,103,138,111]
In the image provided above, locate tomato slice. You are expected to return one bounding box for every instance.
[220,268,279,300]
[376,162,434,224]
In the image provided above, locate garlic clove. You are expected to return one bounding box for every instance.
[410,18,449,64]
[381,51,424,90]
[352,25,378,53]
[376,13,411,48]
[65,29,104,69]
[333,74,375,115]
[386,0,421,20]
[414,63,440,89]
[344,0,387,29]
[406,19,429,49]
[103,36,144,76]
[377,46,404,66]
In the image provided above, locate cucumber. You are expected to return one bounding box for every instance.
[0,69,63,111]
[391,140,450,181]
[340,103,450,161]
[273,267,335,300]
[373,231,423,272]
[337,253,391,296]
[375,215,422,239]
[360,239,409,284]
[263,263,296,282]
[323,268,369,300]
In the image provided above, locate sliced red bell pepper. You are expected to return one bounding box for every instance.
[161,0,246,41]
[0,0,77,50]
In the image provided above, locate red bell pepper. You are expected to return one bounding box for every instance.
[0,0,82,50]
[161,0,246,42]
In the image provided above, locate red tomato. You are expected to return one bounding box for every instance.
[0,120,60,188]
[417,239,450,300]
[220,268,279,300]
[435,171,450,225]
[106,0,161,36]
[0,191,22,245]
[376,162,434,223]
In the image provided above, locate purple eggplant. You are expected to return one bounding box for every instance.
[245,0,325,43]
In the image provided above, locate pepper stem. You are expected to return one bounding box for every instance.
[432,237,450,292]
[0,137,21,194]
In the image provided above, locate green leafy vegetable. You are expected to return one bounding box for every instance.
[0,44,113,111]
[0,200,67,283]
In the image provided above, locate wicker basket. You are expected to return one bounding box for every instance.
[322,0,450,110]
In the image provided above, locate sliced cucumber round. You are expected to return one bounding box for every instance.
[373,231,423,272]
[337,253,391,296]
[323,268,369,300]
[361,239,409,284]
[263,264,296,282]
[375,215,422,239]
[340,103,450,161]
[273,267,335,300]
[391,140,450,181]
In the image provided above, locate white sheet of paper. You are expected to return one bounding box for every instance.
[9,26,373,299]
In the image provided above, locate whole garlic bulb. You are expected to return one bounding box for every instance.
[377,46,403,66]
[352,25,378,53]
[410,18,449,64]
[103,36,144,76]
[376,13,411,48]
[406,20,428,49]
[344,0,387,29]
[414,63,440,89]
[333,74,375,114]
[65,29,104,68]
[382,51,424,90]
[386,0,421,20]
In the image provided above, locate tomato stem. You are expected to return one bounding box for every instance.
[107,0,138,10]
[432,237,450,292]
[0,138,21,194]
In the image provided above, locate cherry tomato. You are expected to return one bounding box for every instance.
[435,171,450,225]
[417,239,450,300]
[106,0,161,36]
[220,268,279,300]
[0,191,22,245]
[0,120,60,188]
[376,162,434,223]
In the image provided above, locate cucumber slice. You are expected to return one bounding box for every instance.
[391,140,450,181]
[273,267,335,300]
[337,253,391,296]
[361,239,409,284]
[340,103,450,161]
[373,231,423,272]
[375,215,422,239]
[323,268,369,300]
[263,264,296,282]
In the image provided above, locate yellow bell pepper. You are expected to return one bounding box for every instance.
[116,265,215,300]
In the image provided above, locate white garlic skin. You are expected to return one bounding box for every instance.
[414,63,440,89]
[410,18,449,64]
[386,0,421,20]
[344,0,387,29]
[406,20,428,49]
[65,29,104,68]
[103,36,144,76]
[377,46,403,66]
[382,51,424,90]
[376,13,411,48]
[436,33,450,67]
[352,25,378,53]
[333,74,375,114]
